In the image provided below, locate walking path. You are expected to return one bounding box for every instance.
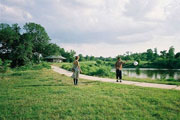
[52,66,180,90]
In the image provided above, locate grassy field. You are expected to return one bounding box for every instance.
[53,62,180,85]
[0,67,180,120]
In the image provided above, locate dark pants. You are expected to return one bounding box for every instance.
[116,69,122,80]
[73,79,78,85]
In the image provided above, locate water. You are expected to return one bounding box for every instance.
[112,68,180,80]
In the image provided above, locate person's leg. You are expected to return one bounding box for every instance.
[76,79,78,85]
[119,70,122,82]
[116,69,119,82]
[73,78,76,85]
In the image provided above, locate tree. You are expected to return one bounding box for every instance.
[160,50,167,59]
[0,22,80,66]
[175,52,180,59]
[90,56,95,61]
[69,50,76,62]
[0,23,20,61]
[146,49,153,61]
[11,33,33,67]
[44,43,61,57]
[153,48,158,60]
[78,54,85,61]
[139,52,147,61]
[62,50,76,62]
[23,23,50,56]
[167,46,175,59]
[85,55,90,61]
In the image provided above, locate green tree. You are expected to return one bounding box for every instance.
[90,56,95,61]
[23,23,50,56]
[153,48,158,60]
[78,54,85,61]
[167,46,175,59]
[146,49,153,61]
[160,50,167,59]
[44,43,61,57]
[62,50,76,62]
[0,23,20,61]
[85,55,90,61]
[10,33,33,67]
[175,52,180,59]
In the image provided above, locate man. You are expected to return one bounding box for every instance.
[115,57,125,82]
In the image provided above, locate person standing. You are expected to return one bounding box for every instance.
[115,57,125,82]
[72,56,82,85]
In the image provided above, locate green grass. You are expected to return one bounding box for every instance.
[123,76,180,85]
[0,68,180,119]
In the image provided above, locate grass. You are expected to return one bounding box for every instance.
[0,68,180,120]
[123,76,180,85]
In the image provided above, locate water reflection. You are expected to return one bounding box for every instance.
[135,68,140,75]
[112,68,180,80]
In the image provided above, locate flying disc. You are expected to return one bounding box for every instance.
[134,61,138,66]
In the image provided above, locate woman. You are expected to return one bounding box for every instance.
[72,56,82,85]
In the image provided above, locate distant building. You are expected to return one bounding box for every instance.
[44,55,66,62]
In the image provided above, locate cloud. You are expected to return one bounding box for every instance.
[1,0,180,56]
[0,3,32,23]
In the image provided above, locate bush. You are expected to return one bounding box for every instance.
[61,64,72,71]
[0,59,11,73]
[60,62,115,78]
[0,59,11,79]
[15,64,32,71]
[41,62,51,69]
[96,60,103,65]
[15,62,51,71]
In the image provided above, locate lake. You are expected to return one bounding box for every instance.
[112,68,180,80]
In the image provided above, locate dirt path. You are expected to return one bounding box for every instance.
[52,66,180,90]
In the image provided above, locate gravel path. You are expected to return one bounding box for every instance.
[52,66,180,90]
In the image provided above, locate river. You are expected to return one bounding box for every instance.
[112,68,180,80]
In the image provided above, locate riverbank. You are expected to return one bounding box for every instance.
[53,62,180,85]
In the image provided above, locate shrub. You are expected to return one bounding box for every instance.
[0,59,11,79]
[41,62,51,69]
[96,60,103,65]
[0,59,11,73]
[61,64,72,71]
[14,62,51,71]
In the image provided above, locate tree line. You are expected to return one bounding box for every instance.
[116,47,180,68]
[78,47,180,69]
[0,22,76,67]
[1,22,180,69]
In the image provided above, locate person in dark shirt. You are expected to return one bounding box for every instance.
[115,57,125,82]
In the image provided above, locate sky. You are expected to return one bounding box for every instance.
[0,0,180,57]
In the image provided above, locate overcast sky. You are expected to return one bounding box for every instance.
[1,0,180,57]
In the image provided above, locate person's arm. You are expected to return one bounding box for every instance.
[122,60,128,64]
[72,62,75,72]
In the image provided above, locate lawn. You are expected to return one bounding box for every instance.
[0,68,180,120]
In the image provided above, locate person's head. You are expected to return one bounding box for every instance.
[117,57,121,61]
[75,56,79,60]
